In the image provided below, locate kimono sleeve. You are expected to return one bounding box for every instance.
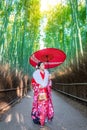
[31,78,39,92]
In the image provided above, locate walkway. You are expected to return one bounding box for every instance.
[0,90,87,130]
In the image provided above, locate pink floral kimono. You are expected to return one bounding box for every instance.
[31,69,54,126]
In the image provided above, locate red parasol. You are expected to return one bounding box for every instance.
[29,48,66,69]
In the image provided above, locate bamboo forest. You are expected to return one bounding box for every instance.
[0,0,87,114]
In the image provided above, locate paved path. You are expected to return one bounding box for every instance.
[0,90,87,130]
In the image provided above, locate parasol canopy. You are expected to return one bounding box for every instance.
[29,48,66,69]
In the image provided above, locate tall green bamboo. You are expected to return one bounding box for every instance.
[0,0,86,75]
[70,0,83,56]
[86,0,87,41]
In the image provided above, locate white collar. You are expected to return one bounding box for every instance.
[33,69,49,87]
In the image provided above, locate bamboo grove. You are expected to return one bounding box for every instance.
[0,0,87,75]
[0,0,41,74]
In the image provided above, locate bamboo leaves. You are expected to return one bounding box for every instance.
[0,0,41,74]
[0,0,86,74]
[44,0,86,69]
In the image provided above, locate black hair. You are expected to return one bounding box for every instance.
[37,62,43,68]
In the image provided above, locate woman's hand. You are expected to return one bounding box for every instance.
[49,74,52,80]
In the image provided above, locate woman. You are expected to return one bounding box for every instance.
[31,62,54,127]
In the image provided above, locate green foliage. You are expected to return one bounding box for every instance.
[44,0,86,69]
[0,0,86,75]
[0,0,41,74]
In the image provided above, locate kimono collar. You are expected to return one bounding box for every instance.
[33,69,49,87]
